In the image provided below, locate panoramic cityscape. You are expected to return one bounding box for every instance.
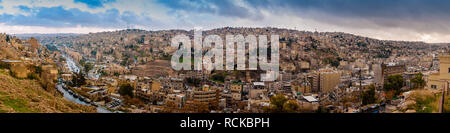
[0,0,449,114]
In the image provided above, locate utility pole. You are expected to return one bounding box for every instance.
[359,68,363,106]
[439,82,447,113]
[359,68,362,91]
[303,75,307,94]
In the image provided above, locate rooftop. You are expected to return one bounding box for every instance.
[303,96,319,102]
[1,59,22,63]
[253,82,265,86]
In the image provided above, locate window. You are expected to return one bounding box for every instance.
[431,85,437,89]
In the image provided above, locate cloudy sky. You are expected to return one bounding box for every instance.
[0,0,450,43]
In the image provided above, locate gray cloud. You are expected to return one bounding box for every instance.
[246,0,450,34]
[159,0,262,19]
[160,0,450,34]
[0,6,156,28]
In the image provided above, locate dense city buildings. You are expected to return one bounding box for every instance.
[27,27,449,113]
[1,27,450,113]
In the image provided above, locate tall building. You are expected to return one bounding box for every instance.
[373,64,383,87]
[319,70,341,93]
[374,63,405,88]
[311,72,320,92]
[28,37,40,51]
[428,55,450,90]
[96,49,102,62]
[193,85,219,104]
[311,69,341,93]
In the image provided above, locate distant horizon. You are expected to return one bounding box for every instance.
[1,0,450,43]
[8,27,450,44]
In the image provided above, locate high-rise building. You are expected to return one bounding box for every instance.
[319,70,341,93]
[311,69,341,93]
[374,63,405,88]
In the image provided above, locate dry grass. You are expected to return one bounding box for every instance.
[0,69,96,113]
[408,89,450,113]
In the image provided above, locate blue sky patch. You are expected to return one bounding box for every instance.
[74,0,116,8]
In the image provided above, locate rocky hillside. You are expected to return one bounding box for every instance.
[0,69,95,113]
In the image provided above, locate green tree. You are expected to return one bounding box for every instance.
[186,77,201,87]
[5,35,10,42]
[270,94,288,112]
[210,73,228,83]
[90,50,97,56]
[83,63,94,73]
[283,100,300,113]
[119,83,134,98]
[265,94,299,113]
[79,59,86,67]
[71,71,86,87]
[411,72,426,89]
[362,84,377,105]
[384,74,404,96]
